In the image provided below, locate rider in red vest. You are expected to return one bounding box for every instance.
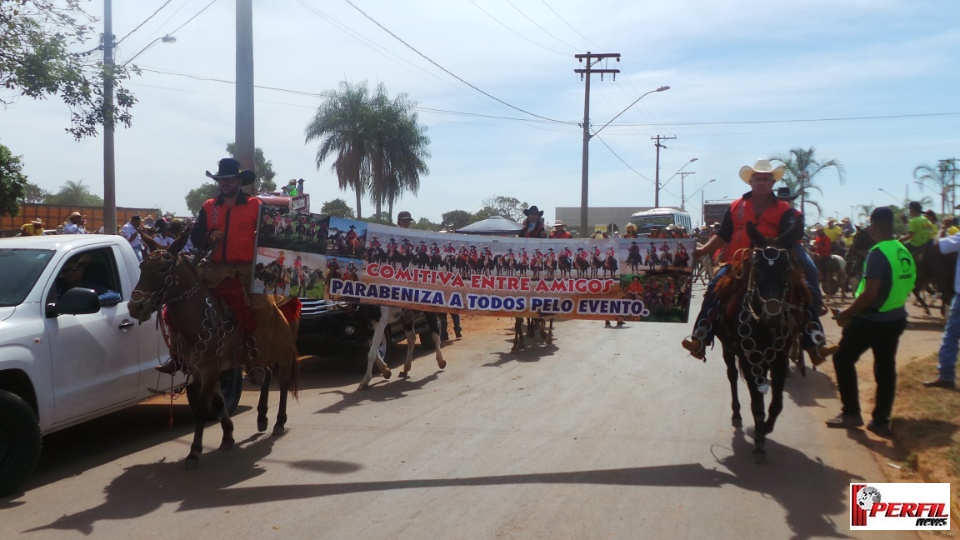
[681,159,838,362]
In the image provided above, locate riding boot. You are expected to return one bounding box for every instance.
[808,343,840,367]
[681,337,706,360]
[155,356,184,374]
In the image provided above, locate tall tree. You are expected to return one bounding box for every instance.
[1,1,137,139]
[305,81,371,218]
[184,184,220,217]
[226,143,277,193]
[21,182,50,204]
[479,195,528,222]
[913,161,956,216]
[772,147,845,219]
[0,144,28,217]
[441,210,473,230]
[45,179,102,206]
[319,198,355,218]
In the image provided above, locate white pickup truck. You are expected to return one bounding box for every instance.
[0,235,242,497]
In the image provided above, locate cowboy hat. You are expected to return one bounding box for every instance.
[397,211,414,222]
[205,157,256,186]
[523,205,543,217]
[68,211,83,219]
[774,186,798,200]
[738,159,785,184]
[553,219,565,227]
[31,218,43,225]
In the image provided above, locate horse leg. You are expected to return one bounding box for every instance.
[745,376,768,464]
[359,311,390,391]
[724,348,742,428]
[399,326,417,378]
[511,317,524,352]
[545,318,554,344]
[762,359,789,436]
[426,313,446,369]
[256,369,273,433]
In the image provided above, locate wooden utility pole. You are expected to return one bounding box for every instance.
[575,52,619,237]
[652,135,675,207]
[236,0,255,190]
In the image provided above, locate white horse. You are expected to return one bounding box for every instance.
[357,306,445,391]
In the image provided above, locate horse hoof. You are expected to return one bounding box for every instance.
[184,457,199,470]
[257,418,268,433]
[437,360,447,369]
[357,383,370,391]
[382,369,392,380]
[399,371,409,379]
[272,425,285,437]
[752,449,767,465]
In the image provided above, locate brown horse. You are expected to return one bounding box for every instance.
[129,230,299,469]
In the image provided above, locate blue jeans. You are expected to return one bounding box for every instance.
[937,293,960,383]
[792,244,822,311]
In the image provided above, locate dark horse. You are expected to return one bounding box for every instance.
[129,231,300,469]
[714,220,808,463]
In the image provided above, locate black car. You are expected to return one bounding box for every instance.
[296,299,436,371]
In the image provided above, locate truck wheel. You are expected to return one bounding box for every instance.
[186,367,243,420]
[0,390,42,498]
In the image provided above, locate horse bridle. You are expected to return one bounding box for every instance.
[131,251,202,312]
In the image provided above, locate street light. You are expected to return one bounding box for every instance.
[877,188,902,205]
[580,85,669,235]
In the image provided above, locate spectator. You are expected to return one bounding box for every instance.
[121,215,144,261]
[20,218,45,236]
[923,216,960,389]
[827,207,916,437]
[62,212,87,234]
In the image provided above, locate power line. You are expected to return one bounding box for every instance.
[503,0,581,53]
[541,0,604,50]
[593,134,653,183]
[343,0,567,124]
[115,0,175,46]
[468,0,569,56]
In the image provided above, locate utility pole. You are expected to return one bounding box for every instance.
[575,52,620,237]
[652,135,675,207]
[236,0,255,191]
[678,171,695,211]
[103,0,116,235]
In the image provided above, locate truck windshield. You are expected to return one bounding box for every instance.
[0,249,54,306]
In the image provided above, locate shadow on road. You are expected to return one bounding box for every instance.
[26,428,860,539]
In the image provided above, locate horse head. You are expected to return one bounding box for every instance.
[129,227,196,324]
[743,220,802,323]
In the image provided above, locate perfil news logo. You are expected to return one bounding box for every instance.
[850,483,951,530]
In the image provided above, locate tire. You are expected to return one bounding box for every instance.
[186,367,243,420]
[0,390,42,498]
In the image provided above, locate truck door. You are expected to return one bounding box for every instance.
[48,248,142,424]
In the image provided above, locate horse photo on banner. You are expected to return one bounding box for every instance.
[253,208,696,323]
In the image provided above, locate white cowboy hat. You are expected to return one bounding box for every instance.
[738,159,785,184]
[553,220,565,227]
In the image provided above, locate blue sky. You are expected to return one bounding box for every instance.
[2,0,958,227]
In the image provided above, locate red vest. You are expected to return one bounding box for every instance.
[722,197,791,260]
[201,195,261,264]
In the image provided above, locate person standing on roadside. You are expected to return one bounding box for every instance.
[121,215,144,261]
[826,207,916,437]
[62,212,87,234]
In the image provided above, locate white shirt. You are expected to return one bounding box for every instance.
[121,221,142,250]
[63,222,86,234]
[938,233,960,292]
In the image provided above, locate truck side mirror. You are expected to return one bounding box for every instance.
[46,288,101,318]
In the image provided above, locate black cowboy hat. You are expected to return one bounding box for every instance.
[523,205,544,217]
[205,158,256,186]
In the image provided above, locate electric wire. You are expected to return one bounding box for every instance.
[115,0,175,47]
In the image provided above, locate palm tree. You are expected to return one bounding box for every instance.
[913,161,957,215]
[305,81,372,218]
[772,147,845,219]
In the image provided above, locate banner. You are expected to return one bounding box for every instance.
[253,207,696,323]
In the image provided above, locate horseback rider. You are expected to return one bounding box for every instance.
[901,201,937,261]
[823,218,844,254]
[681,159,838,362]
[156,158,296,383]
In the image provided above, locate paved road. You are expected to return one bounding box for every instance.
[1,289,916,539]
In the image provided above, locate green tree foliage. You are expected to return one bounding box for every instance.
[478,195,528,222]
[441,210,473,230]
[319,198,355,218]
[0,144,28,217]
[414,217,441,231]
[184,184,219,217]
[1,1,137,139]
[772,147,844,219]
[21,181,49,203]
[45,179,102,206]
[226,143,277,193]
[913,161,956,216]
[305,81,430,220]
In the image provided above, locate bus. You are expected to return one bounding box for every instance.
[629,207,692,237]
